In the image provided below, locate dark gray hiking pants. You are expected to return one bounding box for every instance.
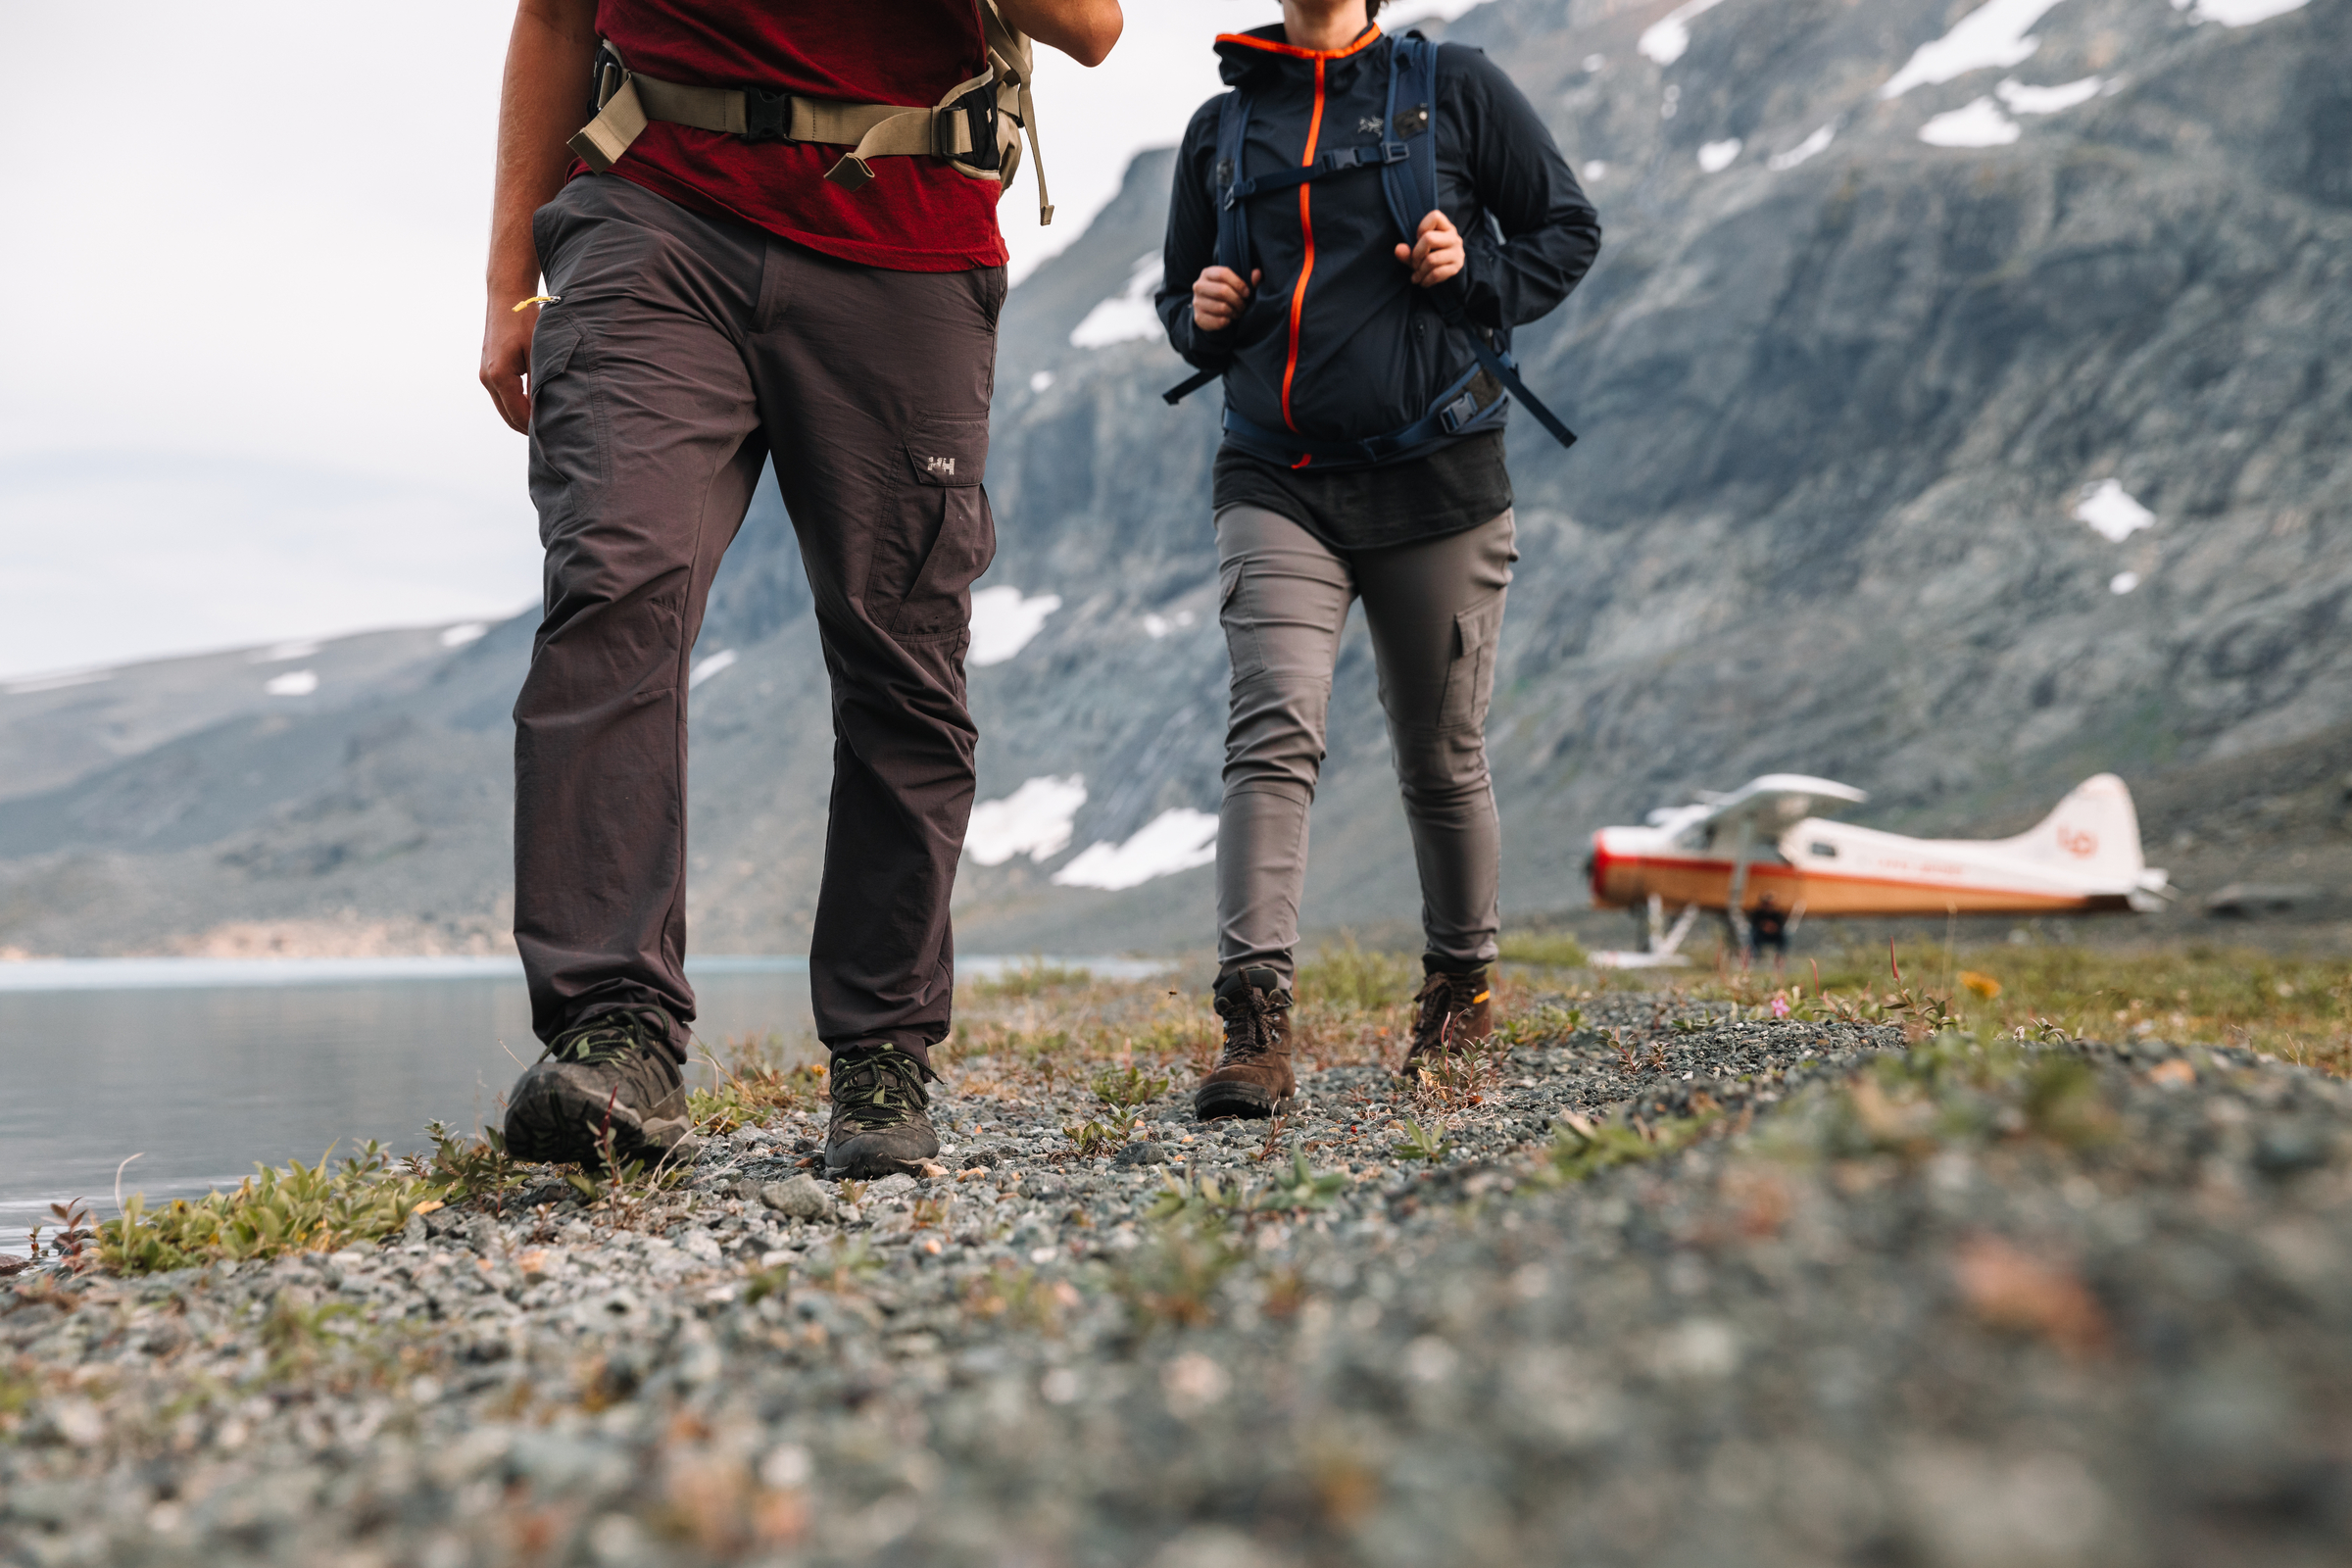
[515,174,1004,1069]
[1214,503,1516,990]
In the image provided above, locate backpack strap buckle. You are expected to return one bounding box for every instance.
[741,88,797,144]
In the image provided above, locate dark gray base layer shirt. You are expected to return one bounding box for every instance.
[1213,430,1511,553]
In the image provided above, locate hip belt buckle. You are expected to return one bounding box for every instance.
[951,83,1000,172]
[743,87,796,144]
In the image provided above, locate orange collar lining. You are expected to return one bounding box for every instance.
[1214,24,1384,62]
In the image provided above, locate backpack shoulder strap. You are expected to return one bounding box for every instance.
[1161,88,1251,407]
[1378,31,1440,243]
[1211,86,1252,276]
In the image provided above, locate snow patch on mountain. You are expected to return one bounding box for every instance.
[970,588,1062,666]
[965,775,1088,867]
[1881,0,2068,99]
[1069,254,1164,350]
[1053,808,1218,891]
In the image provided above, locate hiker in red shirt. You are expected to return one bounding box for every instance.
[478,0,1121,1177]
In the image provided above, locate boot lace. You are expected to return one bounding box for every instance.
[547,1007,667,1066]
[1414,974,1456,1053]
[1216,988,1278,1067]
[831,1051,927,1132]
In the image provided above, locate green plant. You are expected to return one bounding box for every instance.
[416,1122,528,1207]
[810,1237,881,1292]
[1497,931,1590,968]
[1296,937,1416,1014]
[1112,1213,1249,1328]
[1545,1109,1714,1183]
[261,1292,362,1380]
[744,1262,792,1306]
[1091,1063,1172,1116]
[1390,1119,1450,1163]
[99,1146,440,1276]
[2022,1055,2114,1147]
[962,1264,1071,1334]
[1062,1119,1121,1158]
[560,1113,694,1230]
[967,959,1096,1001]
[1495,1004,1585,1049]
[689,1050,825,1135]
[1252,1150,1349,1212]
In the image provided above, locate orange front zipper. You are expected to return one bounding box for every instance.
[1280,55,1330,435]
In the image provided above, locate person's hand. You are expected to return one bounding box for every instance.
[1394,210,1464,287]
[1192,265,1260,331]
[480,293,540,433]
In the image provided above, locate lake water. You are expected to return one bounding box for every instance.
[0,954,1159,1252]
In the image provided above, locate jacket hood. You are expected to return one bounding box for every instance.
[1214,23,1388,87]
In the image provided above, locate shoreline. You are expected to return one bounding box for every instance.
[4,992,2349,1565]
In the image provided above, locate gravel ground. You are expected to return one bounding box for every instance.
[4,993,2350,1567]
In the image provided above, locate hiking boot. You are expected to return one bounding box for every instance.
[504,1006,699,1167]
[1195,965,1296,1120]
[824,1045,940,1177]
[1399,963,1494,1077]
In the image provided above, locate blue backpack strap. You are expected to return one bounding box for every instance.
[1212,87,1251,278]
[1379,31,1438,242]
[1164,88,1252,406]
[1385,32,1576,450]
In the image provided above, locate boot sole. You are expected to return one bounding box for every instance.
[1193,1083,1298,1121]
[505,1071,692,1169]
[823,1129,941,1180]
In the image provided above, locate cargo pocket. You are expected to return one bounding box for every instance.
[1438,592,1503,730]
[1218,557,1267,684]
[525,322,603,546]
[888,416,996,641]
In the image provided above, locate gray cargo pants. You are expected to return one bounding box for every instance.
[515,174,1004,1070]
[1214,503,1516,989]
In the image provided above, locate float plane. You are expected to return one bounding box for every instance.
[1585,773,2171,966]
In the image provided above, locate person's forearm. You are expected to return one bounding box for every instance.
[992,0,1122,67]
[488,0,602,301]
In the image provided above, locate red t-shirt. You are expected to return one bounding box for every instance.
[585,0,1008,271]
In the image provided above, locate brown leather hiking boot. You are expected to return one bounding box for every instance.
[504,1005,699,1167]
[1195,965,1296,1120]
[823,1045,941,1177]
[1399,963,1494,1077]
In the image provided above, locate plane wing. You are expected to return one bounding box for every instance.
[1647,773,1869,850]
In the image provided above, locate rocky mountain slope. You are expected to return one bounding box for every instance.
[2,0,2346,959]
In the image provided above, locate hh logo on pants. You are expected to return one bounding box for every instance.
[924,455,956,478]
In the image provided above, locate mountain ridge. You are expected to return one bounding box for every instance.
[1,0,2345,958]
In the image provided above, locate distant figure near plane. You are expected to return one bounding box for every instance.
[1747,894,1788,964]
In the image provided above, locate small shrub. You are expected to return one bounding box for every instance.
[1062,1120,1121,1158]
[1297,938,1415,1014]
[1545,1109,1713,1183]
[1498,931,1589,968]
[1390,1119,1451,1162]
[1091,1064,1172,1116]
[100,1146,440,1275]
[1113,1213,1248,1328]
[967,960,1095,1002]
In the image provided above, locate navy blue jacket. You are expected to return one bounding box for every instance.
[1155,24,1601,455]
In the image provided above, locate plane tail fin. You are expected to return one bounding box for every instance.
[1996,774,2147,891]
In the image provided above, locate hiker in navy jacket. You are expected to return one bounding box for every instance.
[1155,0,1599,1118]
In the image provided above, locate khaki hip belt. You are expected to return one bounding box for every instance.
[567,4,1051,223]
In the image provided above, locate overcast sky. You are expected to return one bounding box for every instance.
[0,2,1472,682]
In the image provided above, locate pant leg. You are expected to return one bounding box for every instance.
[512,175,767,1057]
[745,241,1007,1070]
[1350,509,1517,971]
[1213,504,1358,992]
